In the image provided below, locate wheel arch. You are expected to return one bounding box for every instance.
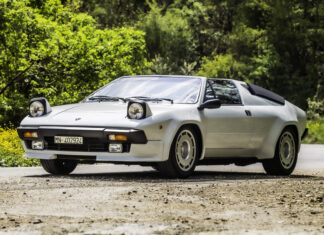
[277,124,300,153]
[172,122,204,160]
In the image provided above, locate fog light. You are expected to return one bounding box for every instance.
[32,140,44,150]
[24,132,38,138]
[109,134,127,141]
[109,143,123,153]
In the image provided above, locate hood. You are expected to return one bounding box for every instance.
[20,101,190,127]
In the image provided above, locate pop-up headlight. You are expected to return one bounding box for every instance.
[29,97,52,117]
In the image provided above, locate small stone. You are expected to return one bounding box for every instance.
[33,219,42,224]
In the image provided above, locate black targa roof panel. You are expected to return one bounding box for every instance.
[247,83,285,105]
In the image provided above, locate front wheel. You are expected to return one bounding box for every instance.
[262,128,298,175]
[40,159,78,175]
[156,126,199,178]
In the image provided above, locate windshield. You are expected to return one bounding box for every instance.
[86,76,202,104]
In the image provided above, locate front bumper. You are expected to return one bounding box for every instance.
[18,126,164,162]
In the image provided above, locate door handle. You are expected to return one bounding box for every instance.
[245,110,252,116]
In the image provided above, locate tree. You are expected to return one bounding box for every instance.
[139,0,197,74]
[198,0,324,109]
[0,0,149,126]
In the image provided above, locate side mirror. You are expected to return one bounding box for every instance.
[198,99,221,110]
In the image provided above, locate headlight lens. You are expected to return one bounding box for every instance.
[30,101,45,117]
[128,103,144,119]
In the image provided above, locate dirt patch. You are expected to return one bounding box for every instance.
[0,169,323,234]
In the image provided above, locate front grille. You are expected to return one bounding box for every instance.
[26,137,131,153]
[44,137,108,152]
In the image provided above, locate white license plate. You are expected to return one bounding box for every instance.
[54,136,83,145]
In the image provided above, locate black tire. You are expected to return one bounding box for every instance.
[262,127,298,175]
[40,159,78,175]
[156,126,199,178]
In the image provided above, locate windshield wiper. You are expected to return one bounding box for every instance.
[88,95,126,103]
[126,96,173,104]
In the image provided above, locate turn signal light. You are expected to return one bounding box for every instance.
[23,132,38,138]
[109,134,127,141]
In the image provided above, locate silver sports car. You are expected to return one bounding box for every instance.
[17,75,308,178]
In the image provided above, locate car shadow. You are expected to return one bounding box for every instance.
[25,170,323,183]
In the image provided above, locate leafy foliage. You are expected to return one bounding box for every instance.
[0,0,324,150]
[198,0,324,109]
[0,0,149,126]
[0,128,39,167]
[139,0,197,73]
[198,54,245,79]
[303,118,324,144]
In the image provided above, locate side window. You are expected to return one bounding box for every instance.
[204,81,216,101]
[210,80,242,105]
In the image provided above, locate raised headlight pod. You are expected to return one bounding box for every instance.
[29,97,52,117]
[127,100,152,120]
[128,102,145,119]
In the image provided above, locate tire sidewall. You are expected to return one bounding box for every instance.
[169,126,199,178]
[41,159,77,175]
[275,128,298,174]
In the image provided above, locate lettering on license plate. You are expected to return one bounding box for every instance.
[54,136,83,145]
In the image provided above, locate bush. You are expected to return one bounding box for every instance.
[0,128,39,167]
[197,54,246,79]
[303,118,324,144]
[0,0,150,127]
[139,1,196,73]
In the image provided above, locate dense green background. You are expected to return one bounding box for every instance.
[0,0,323,144]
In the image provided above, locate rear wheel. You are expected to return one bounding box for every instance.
[156,126,199,178]
[262,128,298,175]
[40,159,77,175]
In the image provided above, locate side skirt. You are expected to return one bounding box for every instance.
[198,157,260,166]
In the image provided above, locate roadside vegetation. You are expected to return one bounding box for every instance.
[0,128,39,167]
[304,119,324,144]
[0,0,323,166]
[304,98,324,144]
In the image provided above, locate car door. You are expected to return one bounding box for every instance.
[201,79,254,157]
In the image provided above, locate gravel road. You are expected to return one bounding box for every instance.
[0,144,323,234]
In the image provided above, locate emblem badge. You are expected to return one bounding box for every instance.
[75,117,82,121]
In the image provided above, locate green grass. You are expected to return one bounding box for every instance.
[303,118,324,144]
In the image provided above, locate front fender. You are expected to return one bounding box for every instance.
[136,108,204,161]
